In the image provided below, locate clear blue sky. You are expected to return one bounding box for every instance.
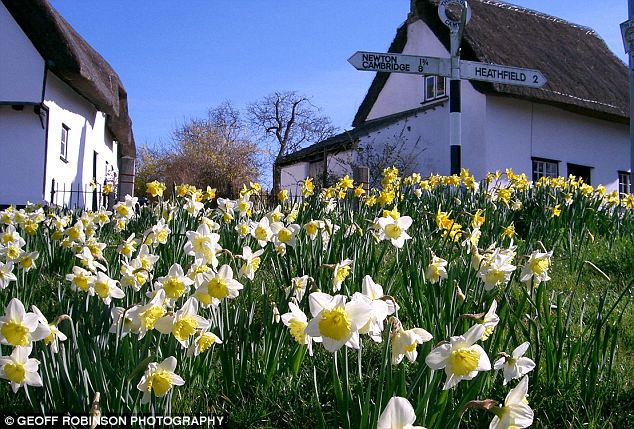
[49,0,628,152]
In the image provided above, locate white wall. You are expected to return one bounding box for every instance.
[43,72,119,208]
[486,96,629,190]
[0,106,46,204]
[0,3,45,103]
[280,161,309,196]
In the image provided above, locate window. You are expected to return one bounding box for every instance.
[619,171,631,195]
[532,157,559,181]
[60,124,69,162]
[423,75,447,102]
[567,163,592,185]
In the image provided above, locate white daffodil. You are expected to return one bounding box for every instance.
[480,300,500,341]
[281,302,321,355]
[1,225,25,247]
[520,250,553,285]
[352,292,389,342]
[332,259,353,292]
[118,233,139,259]
[270,222,301,248]
[114,194,138,220]
[0,298,50,347]
[196,265,244,308]
[120,259,149,292]
[267,205,285,223]
[377,215,413,248]
[236,195,253,217]
[146,219,171,246]
[184,224,222,268]
[66,266,96,294]
[285,275,310,302]
[493,342,536,385]
[250,216,273,247]
[303,220,324,241]
[478,249,517,290]
[128,289,167,338]
[489,376,534,429]
[188,327,223,357]
[425,324,491,390]
[75,246,106,273]
[0,346,43,393]
[377,396,426,429]
[31,305,67,353]
[93,272,125,305]
[361,275,399,315]
[425,254,448,284]
[17,251,39,272]
[304,292,372,352]
[391,325,433,364]
[216,198,236,218]
[134,244,160,272]
[136,356,185,404]
[0,261,17,290]
[109,306,140,338]
[155,297,211,348]
[184,195,204,216]
[235,221,251,238]
[154,263,194,305]
[238,246,264,280]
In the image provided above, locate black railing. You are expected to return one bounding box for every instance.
[49,179,114,210]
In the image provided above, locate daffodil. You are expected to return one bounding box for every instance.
[270,221,300,248]
[285,275,310,302]
[425,254,448,284]
[31,306,67,353]
[128,290,167,338]
[332,259,353,292]
[250,216,274,247]
[493,342,536,385]
[478,249,516,290]
[155,297,211,347]
[391,324,433,364]
[154,263,194,304]
[109,306,140,338]
[377,396,426,429]
[184,224,222,268]
[197,265,244,307]
[0,261,17,290]
[520,250,553,285]
[281,302,321,355]
[188,327,222,357]
[136,356,185,404]
[0,346,43,393]
[75,246,106,273]
[146,180,166,198]
[238,246,264,280]
[93,272,125,305]
[377,215,413,248]
[425,324,491,390]
[66,266,96,294]
[352,291,389,342]
[489,376,534,429]
[305,292,371,352]
[361,275,399,315]
[0,298,50,347]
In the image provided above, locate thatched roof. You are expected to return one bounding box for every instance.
[353,0,629,127]
[2,0,135,157]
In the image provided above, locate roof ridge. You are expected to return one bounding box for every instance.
[476,0,596,36]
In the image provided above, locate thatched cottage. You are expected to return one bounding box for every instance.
[0,0,135,208]
[279,0,631,194]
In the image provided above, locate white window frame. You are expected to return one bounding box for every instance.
[532,157,559,181]
[60,124,69,162]
[423,75,447,102]
[618,171,631,195]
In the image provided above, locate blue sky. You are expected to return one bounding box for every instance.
[49,0,628,151]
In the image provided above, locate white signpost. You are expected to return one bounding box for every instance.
[348,0,547,174]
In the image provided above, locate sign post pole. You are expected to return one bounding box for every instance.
[439,0,471,175]
[621,6,634,192]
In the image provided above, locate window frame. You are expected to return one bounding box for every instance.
[618,171,632,195]
[531,157,559,182]
[60,124,69,163]
[423,75,448,103]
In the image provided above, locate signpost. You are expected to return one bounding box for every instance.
[348,0,547,175]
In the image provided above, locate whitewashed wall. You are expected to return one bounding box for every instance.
[280,161,309,196]
[486,96,629,191]
[43,72,119,208]
[0,106,46,204]
[0,3,44,103]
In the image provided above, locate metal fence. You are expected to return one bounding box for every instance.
[49,179,114,210]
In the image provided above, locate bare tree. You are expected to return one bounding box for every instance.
[247,91,337,193]
[135,102,262,197]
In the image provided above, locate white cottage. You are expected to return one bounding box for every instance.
[279,0,632,195]
[0,0,136,208]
